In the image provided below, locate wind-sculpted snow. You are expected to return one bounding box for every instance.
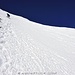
[0,9,75,75]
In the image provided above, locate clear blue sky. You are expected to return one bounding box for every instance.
[0,0,75,28]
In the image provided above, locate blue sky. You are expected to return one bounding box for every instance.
[0,0,75,28]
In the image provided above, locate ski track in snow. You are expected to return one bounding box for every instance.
[0,9,75,75]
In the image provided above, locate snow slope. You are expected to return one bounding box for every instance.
[0,9,75,75]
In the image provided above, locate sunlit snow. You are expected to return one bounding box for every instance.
[0,9,75,75]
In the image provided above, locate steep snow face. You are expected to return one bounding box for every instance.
[0,9,75,75]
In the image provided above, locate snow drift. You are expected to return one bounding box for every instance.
[0,9,75,75]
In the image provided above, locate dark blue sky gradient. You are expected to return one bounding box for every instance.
[0,0,75,28]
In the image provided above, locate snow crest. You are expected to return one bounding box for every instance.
[0,9,75,75]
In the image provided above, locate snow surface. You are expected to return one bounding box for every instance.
[0,9,75,75]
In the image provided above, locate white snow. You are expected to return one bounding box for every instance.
[0,9,75,75]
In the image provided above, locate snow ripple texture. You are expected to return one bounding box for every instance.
[0,9,75,75]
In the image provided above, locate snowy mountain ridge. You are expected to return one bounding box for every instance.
[0,9,75,75]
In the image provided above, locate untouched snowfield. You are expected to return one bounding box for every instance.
[0,9,75,75]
